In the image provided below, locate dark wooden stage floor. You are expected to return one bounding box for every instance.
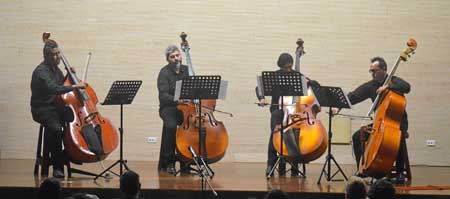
[1,159,450,199]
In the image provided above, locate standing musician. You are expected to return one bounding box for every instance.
[256,53,322,176]
[30,36,85,178]
[157,44,189,174]
[334,57,410,183]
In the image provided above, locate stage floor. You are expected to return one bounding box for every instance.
[1,159,450,199]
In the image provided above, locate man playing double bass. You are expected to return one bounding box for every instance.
[334,57,410,183]
[256,53,322,177]
[156,44,189,174]
[30,37,85,178]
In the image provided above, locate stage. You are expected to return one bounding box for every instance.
[0,159,449,199]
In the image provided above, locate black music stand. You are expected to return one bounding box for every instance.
[174,75,222,198]
[261,71,307,178]
[316,86,351,184]
[94,80,142,180]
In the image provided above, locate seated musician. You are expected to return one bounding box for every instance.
[256,53,321,177]
[156,44,190,174]
[30,36,85,178]
[333,57,410,183]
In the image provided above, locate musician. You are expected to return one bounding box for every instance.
[30,38,85,178]
[334,57,410,183]
[256,53,321,176]
[157,44,189,174]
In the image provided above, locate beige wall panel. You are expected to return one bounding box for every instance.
[0,0,449,166]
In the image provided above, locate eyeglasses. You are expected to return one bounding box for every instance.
[369,69,381,74]
[169,53,180,59]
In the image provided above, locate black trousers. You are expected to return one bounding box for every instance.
[352,127,406,174]
[268,110,283,166]
[158,106,183,170]
[268,109,301,168]
[31,106,72,170]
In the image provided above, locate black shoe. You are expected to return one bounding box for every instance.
[354,171,367,178]
[266,165,274,177]
[53,168,65,178]
[395,173,406,184]
[179,161,190,174]
[180,166,192,175]
[167,165,176,175]
[291,168,300,177]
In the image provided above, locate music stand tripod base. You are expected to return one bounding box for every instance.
[94,80,142,181]
[315,86,351,184]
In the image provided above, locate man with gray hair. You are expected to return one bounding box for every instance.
[156,44,189,174]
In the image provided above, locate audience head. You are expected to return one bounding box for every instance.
[264,188,290,199]
[120,170,141,198]
[345,176,367,199]
[38,177,61,199]
[65,192,99,199]
[368,178,396,199]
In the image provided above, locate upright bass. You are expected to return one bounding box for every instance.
[43,33,119,163]
[272,38,328,163]
[175,32,229,164]
[359,38,417,178]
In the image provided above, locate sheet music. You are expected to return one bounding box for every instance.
[218,80,228,100]
[174,80,182,101]
[301,76,308,98]
[341,89,352,109]
[256,75,264,97]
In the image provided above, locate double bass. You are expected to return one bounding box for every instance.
[359,38,417,178]
[175,32,229,164]
[272,38,328,163]
[43,33,119,163]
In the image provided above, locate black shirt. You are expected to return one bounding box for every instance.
[30,62,73,111]
[347,76,410,105]
[157,63,189,110]
[347,75,411,131]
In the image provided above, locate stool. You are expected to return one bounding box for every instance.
[34,125,51,176]
[34,125,73,177]
[389,138,412,181]
[34,125,104,178]
[33,125,78,178]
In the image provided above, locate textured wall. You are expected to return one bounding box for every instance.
[0,0,449,166]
